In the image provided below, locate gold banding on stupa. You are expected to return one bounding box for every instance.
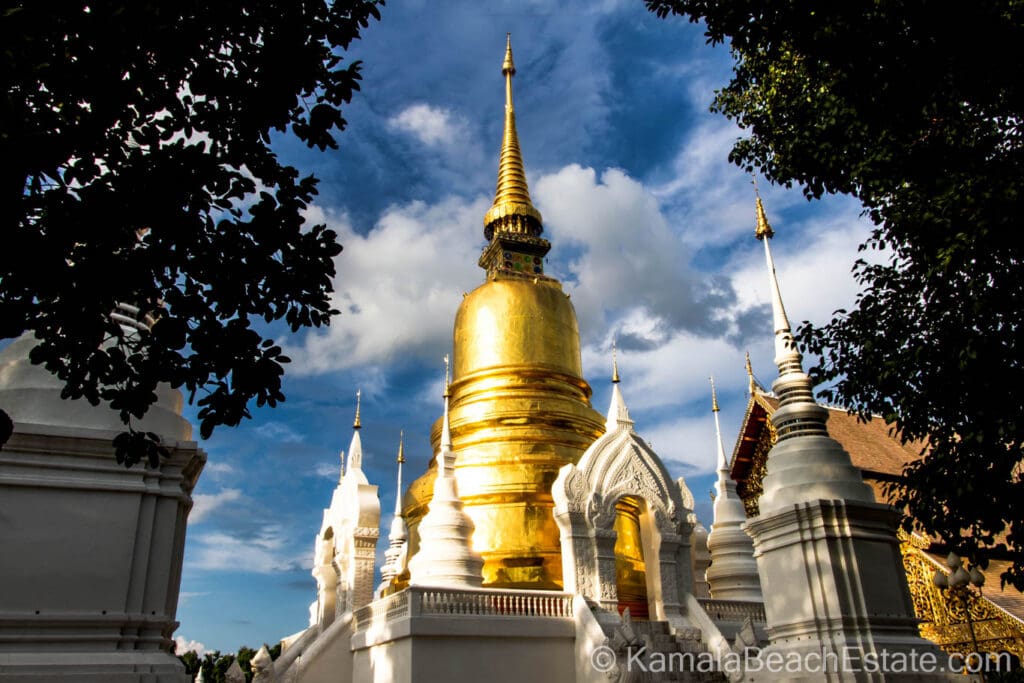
[402,35,606,589]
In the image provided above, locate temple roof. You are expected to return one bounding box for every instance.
[729,390,924,502]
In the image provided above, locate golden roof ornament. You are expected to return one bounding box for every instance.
[710,375,720,413]
[397,430,406,465]
[353,388,362,429]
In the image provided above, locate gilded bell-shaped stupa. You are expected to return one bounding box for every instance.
[403,35,606,589]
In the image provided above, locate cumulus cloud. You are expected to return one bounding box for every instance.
[190,488,243,524]
[388,103,472,148]
[284,198,486,374]
[536,164,735,343]
[174,635,208,656]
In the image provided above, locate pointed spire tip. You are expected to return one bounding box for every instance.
[397,430,405,464]
[353,388,362,429]
[753,179,775,240]
[710,376,719,413]
[611,341,620,384]
[503,33,515,76]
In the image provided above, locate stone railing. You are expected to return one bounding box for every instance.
[353,586,574,633]
[697,598,767,624]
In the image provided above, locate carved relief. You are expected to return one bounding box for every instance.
[738,419,774,517]
[899,537,1024,661]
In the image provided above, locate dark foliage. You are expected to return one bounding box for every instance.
[647,0,1024,586]
[0,1,383,465]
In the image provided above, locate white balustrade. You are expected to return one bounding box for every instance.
[353,586,573,633]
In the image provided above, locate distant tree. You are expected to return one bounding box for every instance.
[646,0,1024,586]
[0,0,382,465]
[179,648,201,676]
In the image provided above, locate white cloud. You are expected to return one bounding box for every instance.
[187,528,307,573]
[190,488,243,524]
[254,421,304,443]
[536,164,725,344]
[388,103,472,148]
[284,197,486,374]
[315,460,342,480]
[204,461,235,475]
[174,634,208,656]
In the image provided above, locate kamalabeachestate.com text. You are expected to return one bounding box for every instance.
[588,645,1011,676]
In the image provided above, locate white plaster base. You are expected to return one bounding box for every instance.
[745,500,964,682]
[0,424,204,683]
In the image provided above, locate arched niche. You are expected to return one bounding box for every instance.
[552,428,696,627]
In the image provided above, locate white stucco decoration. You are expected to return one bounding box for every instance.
[312,406,380,629]
[552,376,695,627]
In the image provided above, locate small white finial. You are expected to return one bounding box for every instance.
[612,340,620,384]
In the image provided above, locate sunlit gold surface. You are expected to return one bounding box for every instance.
[615,496,649,620]
[404,275,605,588]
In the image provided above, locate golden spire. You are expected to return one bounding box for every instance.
[611,341,620,384]
[710,375,720,413]
[483,34,543,237]
[397,430,406,465]
[753,179,775,240]
[353,388,362,429]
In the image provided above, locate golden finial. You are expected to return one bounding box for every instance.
[753,178,775,240]
[612,341,620,384]
[483,34,543,236]
[443,354,451,398]
[397,430,406,465]
[353,388,362,429]
[745,351,758,395]
[710,376,720,413]
[502,32,515,76]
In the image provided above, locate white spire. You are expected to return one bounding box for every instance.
[706,375,762,600]
[757,198,802,381]
[408,358,483,588]
[378,432,409,595]
[752,192,873,513]
[394,432,405,517]
[606,343,633,432]
[711,376,728,475]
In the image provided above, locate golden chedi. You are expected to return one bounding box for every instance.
[403,35,605,589]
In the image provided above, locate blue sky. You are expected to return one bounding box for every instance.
[173,0,875,654]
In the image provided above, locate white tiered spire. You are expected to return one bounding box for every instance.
[408,357,484,588]
[705,376,762,600]
[753,191,872,513]
[378,432,409,595]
